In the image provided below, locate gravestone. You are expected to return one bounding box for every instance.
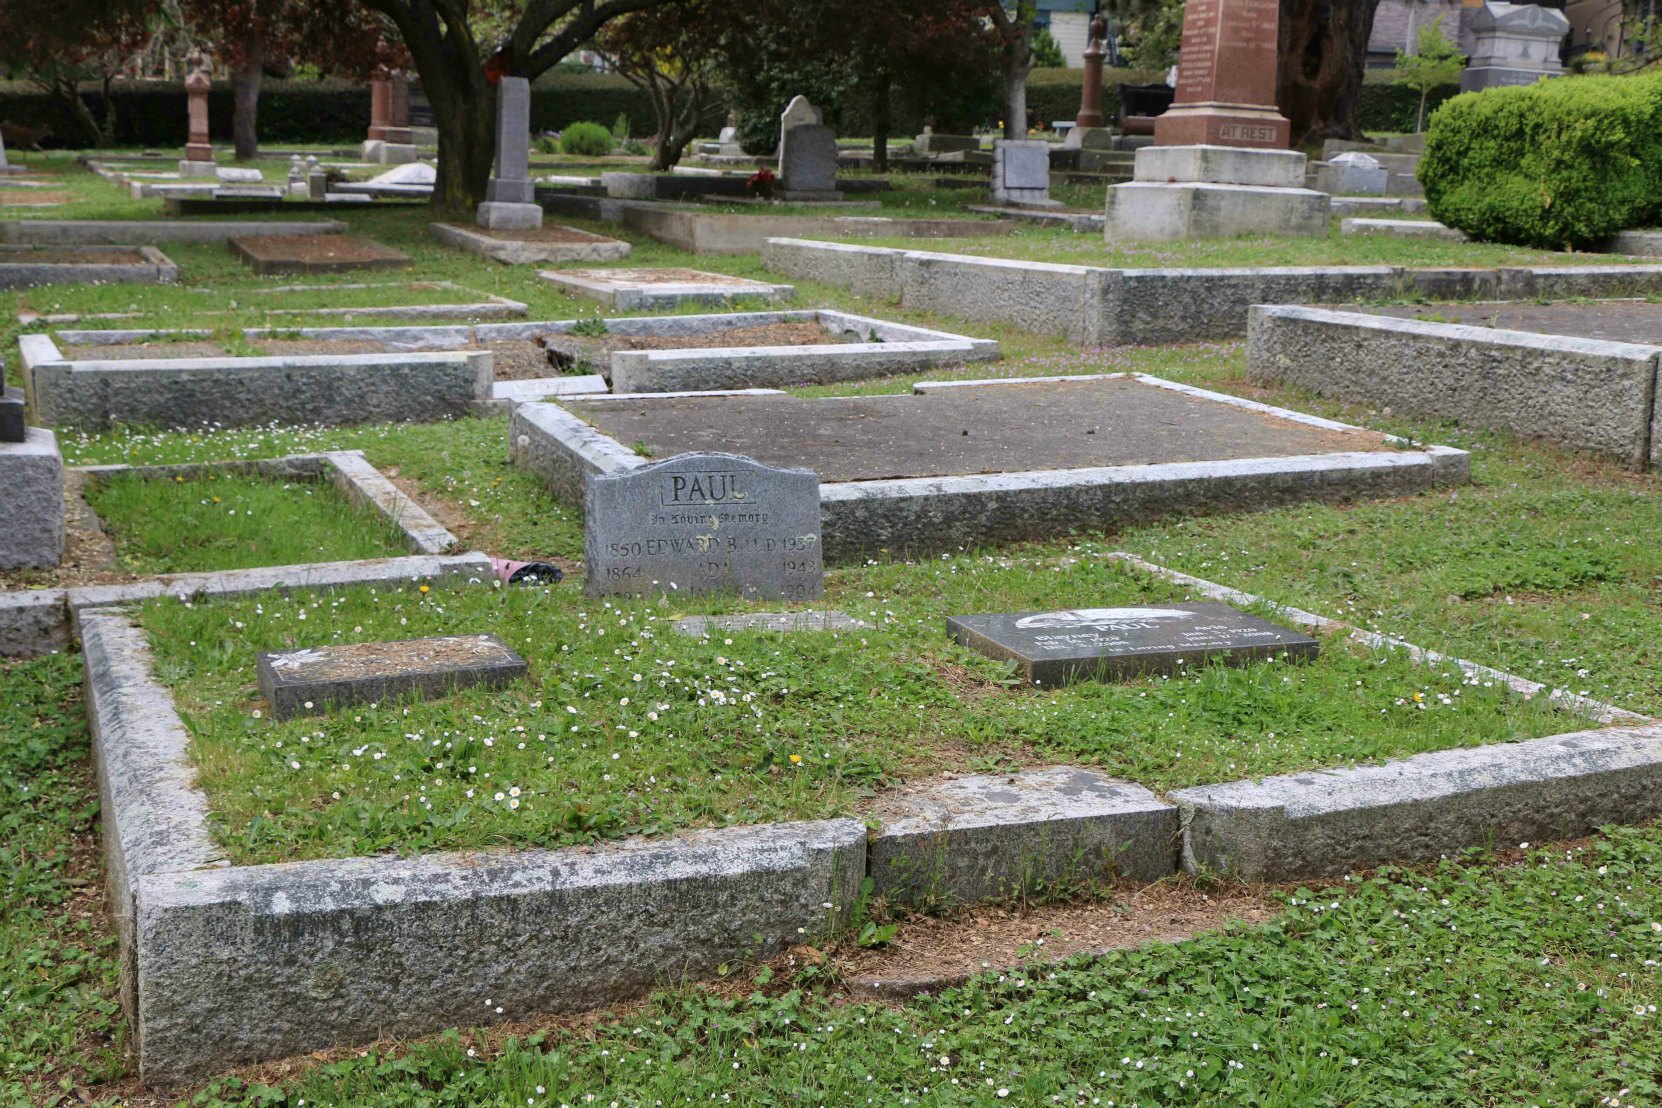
[990,139,1058,207]
[1315,150,1388,196]
[1,385,24,442]
[1462,2,1569,91]
[477,76,543,231]
[777,123,841,200]
[779,95,823,136]
[0,423,63,570]
[258,633,527,719]
[179,50,216,178]
[947,602,1318,685]
[382,72,418,164]
[584,452,823,600]
[0,130,21,176]
[1105,0,1327,240]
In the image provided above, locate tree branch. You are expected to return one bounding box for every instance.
[520,0,676,76]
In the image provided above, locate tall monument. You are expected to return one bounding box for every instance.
[1102,0,1327,241]
[1154,0,1291,148]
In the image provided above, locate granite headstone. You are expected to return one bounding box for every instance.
[948,601,1318,685]
[778,123,840,199]
[478,75,543,230]
[584,452,823,600]
[257,633,527,719]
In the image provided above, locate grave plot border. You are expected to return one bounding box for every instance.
[17,331,492,432]
[592,200,1016,255]
[1246,304,1662,469]
[20,281,530,326]
[510,372,1470,561]
[429,221,632,265]
[760,236,1662,345]
[0,219,346,245]
[82,549,1662,1082]
[537,267,796,310]
[0,244,179,289]
[0,453,468,658]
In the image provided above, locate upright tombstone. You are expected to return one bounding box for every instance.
[990,138,1059,207]
[584,453,824,600]
[0,129,22,175]
[380,72,418,165]
[179,50,217,178]
[476,75,543,231]
[776,96,840,200]
[1103,0,1327,240]
[363,61,391,162]
[1461,2,1569,90]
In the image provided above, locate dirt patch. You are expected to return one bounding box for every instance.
[249,339,389,357]
[471,225,619,244]
[59,341,230,360]
[540,321,850,376]
[229,233,410,275]
[838,881,1274,998]
[0,190,71,205]
[572,377,1395,482]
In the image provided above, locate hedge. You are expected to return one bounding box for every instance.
[1419,72,1662,248]
[0,67,1459,149]
[1356,71,1463,134]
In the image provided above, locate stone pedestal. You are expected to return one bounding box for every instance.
[476,76,542,231]
[1155,0,1291,149]
[1461,2,1569,91]
[1105,144,1328,241]
[180,54,215,175]
[990,139,1060,208]
[0,425,64,570]
[1074,14,1109,132]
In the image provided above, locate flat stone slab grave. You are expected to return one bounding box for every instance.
[675,609,871,636]
[431,222,631,265]
[569,376,1395,479]
[585,452,824,600]
[1363,298,1662,345]
[0,244,178,288]
[948,602,1319,685]
[539,267,795,310]
[521,373,1468,560]
[258,633,527,719]
[229,233,410,275]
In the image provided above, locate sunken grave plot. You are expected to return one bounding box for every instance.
[0,243,179,288]
[516,373,1469,561]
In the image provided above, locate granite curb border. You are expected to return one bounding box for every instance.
[80,544,1662,1080]
[761,237,1662,345]
[0,219,346,244]
[1246,304,1662,469]
[430,221,632,265]
[0,244,178,289]
[509,372,1469,561]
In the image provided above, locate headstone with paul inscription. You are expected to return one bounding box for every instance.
[584,452,823,600]
[947,602,1318,685]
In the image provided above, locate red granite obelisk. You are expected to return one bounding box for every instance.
[183,50,214,164]
[1154,0,1291,148]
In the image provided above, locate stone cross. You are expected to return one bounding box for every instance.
[476,75,543,230]
[1154,0,1291,148]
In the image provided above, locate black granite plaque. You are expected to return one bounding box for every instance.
[0,386,25,444]
[947,602,1318,685]
[584,452,823,600]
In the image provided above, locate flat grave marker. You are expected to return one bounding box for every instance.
[257,633,527,719]
[584,452,823,600]
[675,609,870,636]
[539,267,795,310]
[229,233,411,275]
[948,601,1318,685]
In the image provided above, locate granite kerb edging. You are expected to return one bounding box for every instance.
[759,237,1662,345]
[1246,304,1662,470]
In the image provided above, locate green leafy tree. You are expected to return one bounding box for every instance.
[1031,26,1065,68]
[1394,15,1467,131]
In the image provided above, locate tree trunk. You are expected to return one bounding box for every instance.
[1002,36,1033,138]
[871,75,890,172]
[231,39,264,160]
[1277,0,1384,146]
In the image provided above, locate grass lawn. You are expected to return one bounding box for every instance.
[7,149,1662,1104]
[83,471,410,574]
[142,550,1572,866]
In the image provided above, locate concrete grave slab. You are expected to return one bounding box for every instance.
[584,452,824,600]
[869,768,1178,906]
[1341,217,1466,240]
[431,222,631,265]
[229,233,411,275]
[539,267,795,310]
[0,219,345,244]
[258,633,527,719]
[947,602,1319,685]
[518,373,1468,561]
[675,609,871,636]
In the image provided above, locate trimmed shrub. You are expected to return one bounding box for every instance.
[1419,72,1662,248]
[559,120,614,155]
[1356,71,1462,133]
